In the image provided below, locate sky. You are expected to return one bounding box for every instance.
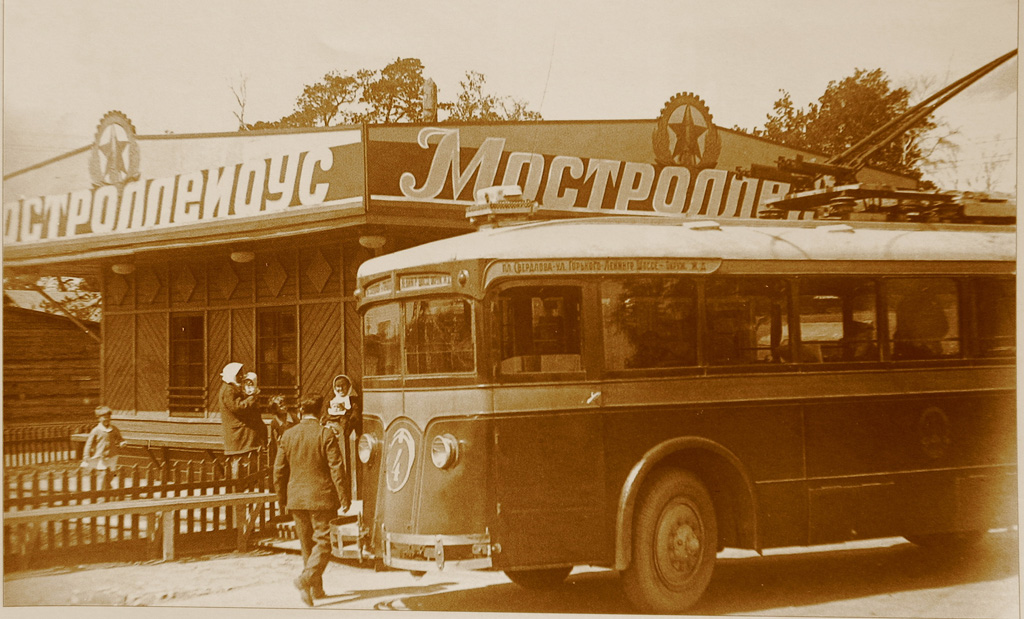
[3,0,1019,192]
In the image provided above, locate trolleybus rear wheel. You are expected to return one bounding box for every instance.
[621,469,717,613]
[504,566,572,589]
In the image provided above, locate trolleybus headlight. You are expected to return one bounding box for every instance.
[430,434,460,470]
[357,434,378,464]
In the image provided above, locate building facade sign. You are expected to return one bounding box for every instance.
[4,130,364,246]
[370,126,793,219]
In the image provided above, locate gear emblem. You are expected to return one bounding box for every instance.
[653,93,721,169]
[89,111,141,187]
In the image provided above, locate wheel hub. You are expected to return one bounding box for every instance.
[654,500,703,587]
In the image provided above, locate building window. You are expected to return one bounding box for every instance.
[797,278,878,362]
[887,278,961,360]
[601,276,697,371]
[258,307,297,387]
[169,313,205,415]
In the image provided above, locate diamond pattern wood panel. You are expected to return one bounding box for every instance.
[105,273,132,308]
[300,244,341,298]
[257,251,296,301]
[170,262,206,306]
[136,313,168,412]
[104,314,135,410]
[301,302,342,400]
[207,309,230,412]
[136,264,167,308]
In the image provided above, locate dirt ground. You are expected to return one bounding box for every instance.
[3,534,1020,618]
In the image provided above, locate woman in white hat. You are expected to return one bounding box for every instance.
[218,362,266,477]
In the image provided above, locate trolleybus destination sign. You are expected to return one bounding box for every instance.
[485,257,721,286]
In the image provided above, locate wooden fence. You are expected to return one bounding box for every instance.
[3,450,282,571]
[3,422,94,468]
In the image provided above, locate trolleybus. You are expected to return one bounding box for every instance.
[353,201,1016,612]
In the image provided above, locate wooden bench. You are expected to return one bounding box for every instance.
[4,491,277,561]
[72,432,227,466]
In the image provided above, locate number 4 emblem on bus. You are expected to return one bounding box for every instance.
[386,428,416,493]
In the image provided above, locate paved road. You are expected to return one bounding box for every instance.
[4,532,1018,617]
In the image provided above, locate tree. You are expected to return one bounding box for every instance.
[244,58,541,129]
[247,71,359,130]
[358,58,425,123]
[748,68,934,179]
[3,275,102,323]
[230,73,249,130]
[441,71,543,122]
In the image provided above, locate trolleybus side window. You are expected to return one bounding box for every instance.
[797,278,879,362]
[495,286,583,375]
[705,278,789,365]
[973,277,1015,358]
[364,303,401,376]
[887,278,961,360]
[404,298,475,375]
[601,276,697,371]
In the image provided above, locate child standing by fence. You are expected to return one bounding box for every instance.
[81,406,126,490]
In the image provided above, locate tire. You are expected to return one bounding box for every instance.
[505,566,572,589]
[621,469,717,613]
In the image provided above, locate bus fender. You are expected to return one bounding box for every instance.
[614,436,761,571]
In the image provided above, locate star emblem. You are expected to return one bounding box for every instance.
[90,111,140,187]
[653,93,720,169]
[98,125,130,184]
[668,105,707,167]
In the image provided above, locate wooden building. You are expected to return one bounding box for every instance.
[3,295,101,426]
[2,100,917,454]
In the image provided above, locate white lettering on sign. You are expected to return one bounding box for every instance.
[399,127,794,219]
[5,143,351,245]
[484,257,722,287]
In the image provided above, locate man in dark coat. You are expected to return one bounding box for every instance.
[274,396,350,606]
[218,362,266,477]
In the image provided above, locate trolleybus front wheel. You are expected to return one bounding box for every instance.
[504,566,572,589]
[621,469,717,613]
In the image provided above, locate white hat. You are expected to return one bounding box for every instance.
[221,362,244,384]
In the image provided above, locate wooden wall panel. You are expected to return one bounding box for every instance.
[104,314,134,411]
[344,301,362,385]
[208,257,253,306]
[135,264,168,309]
[231,308,255,373]
[256,250,297,302]
[342,242,369,297]
[170,261,207,307]
[136,313,168,412]
[207,310,230,412]
[104,272,134,310]
[299,244,342,299]
[300,303,342,401]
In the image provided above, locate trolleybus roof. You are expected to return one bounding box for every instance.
[358,217,1015,283]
